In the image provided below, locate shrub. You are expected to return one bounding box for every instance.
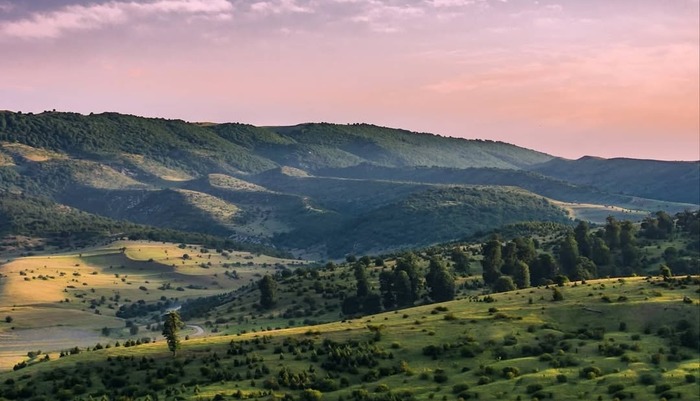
[526,384,543,394]
[452,384,470,394]
[556,374,567,383]
[639,373,656,385]
[300,389,323,401]
[580,366,602,379]
[608,384,625,394]
[552,288,564,301]
[434,369,449,383]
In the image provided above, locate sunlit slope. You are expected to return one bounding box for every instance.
[0,276,697,401]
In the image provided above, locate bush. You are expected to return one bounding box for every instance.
[452,383,470,394]
[434,369,449,383]
[608,384,625,394]
[552,288,564,301]
[580,366,602,379]
[300,389,323,401]
[526,384,543,394]
[556,374,567,383]
[639,373,656,385]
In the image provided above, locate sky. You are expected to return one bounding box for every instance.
[0,0,698,161]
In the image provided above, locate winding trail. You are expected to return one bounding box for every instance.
[187,324,204,337]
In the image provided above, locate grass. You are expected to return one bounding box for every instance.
[0,275,697,400]
[0,240,309,371]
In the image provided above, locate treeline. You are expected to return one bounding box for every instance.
[0,111,275,174]
[0,192,292,257]
[481,211,700,291]
[339,252,461,316]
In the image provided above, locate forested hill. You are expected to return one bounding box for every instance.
[530,156,700,204]
[0,110,697,258]
[0,111,553,172]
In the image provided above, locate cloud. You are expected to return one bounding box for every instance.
[349,1,424,32]
[0,1,14,13]
[249,0,313,14]
[0,0,234,39]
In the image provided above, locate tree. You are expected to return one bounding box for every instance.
[574,257,597,280]
[591,237,611,266]
[393,270,414,307]
[425,258,455,302]
[493,276,516,293]
[574,221,592,258]
[395,253,422,301]
[481,235,503,285]
[660,265,672,280]
[558,233,579,278]
[656,211,674,238]
[530,253,558,285]
[162,311,184,357]
[514,237,537,265]
[513,261,530,289]
[258,274,278,309]
[354,263,371,297]
[378,271,396,309]
[451,247,471,275]
[4,316,12,323]
[500,241,518,276]
[604,216,621,249]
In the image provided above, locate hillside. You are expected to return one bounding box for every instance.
[531,156,700,204]
[0,274,697,401]
[0,111,697,258]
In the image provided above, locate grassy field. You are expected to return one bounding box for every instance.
[0,240,308,371]
[0,275,697,401]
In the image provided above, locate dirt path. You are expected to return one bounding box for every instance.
[187,325,204,336]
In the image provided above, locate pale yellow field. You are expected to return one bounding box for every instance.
[0,240,308,370]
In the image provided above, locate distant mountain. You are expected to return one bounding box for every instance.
[530,156,700,204]
[0,110,696,258]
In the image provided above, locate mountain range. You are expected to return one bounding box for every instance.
[0,110,697,258]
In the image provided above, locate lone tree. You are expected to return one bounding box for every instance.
[258,274,278,309]
[162,311,185,357]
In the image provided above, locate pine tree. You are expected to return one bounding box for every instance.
[162,311,185,357]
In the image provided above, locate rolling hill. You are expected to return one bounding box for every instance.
[0,110,697,258]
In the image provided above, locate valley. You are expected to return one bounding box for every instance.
[0,111,697,401]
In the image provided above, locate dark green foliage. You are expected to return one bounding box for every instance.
[530,156,700,204]
[259,275,278,310]
[513,261,531,289]
[552,288,564,301]
[425,258,455,302]
[0,192,290,257]
[493,276,516,293]
[558,233,579,277]
[354,264,371,298]
[574,221,592,258]
[162,311,184,357]
[481,235,503,285]
[451,247,471,275]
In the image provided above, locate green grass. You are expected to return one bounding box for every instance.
[0,275,697,401]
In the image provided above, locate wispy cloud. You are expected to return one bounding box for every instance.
[349,1,424,33]
[0,1,14,13]
[249,0,313,15]
[0,0,234,39]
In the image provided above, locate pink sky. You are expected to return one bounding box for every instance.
[0,0,698,160]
